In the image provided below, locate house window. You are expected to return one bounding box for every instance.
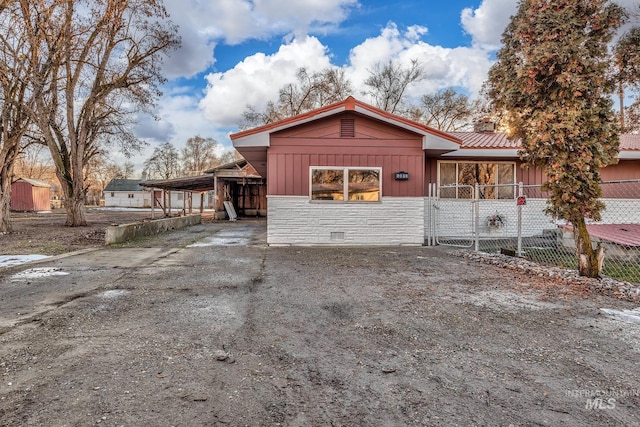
[438,161,516,199]
[177,193,184,200]
[310,167,381,202]
[110,192,114,197]
[128,194,134,198]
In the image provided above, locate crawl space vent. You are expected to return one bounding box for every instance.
[330,232,345,241]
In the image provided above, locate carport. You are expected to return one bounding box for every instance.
[140,175,215,217]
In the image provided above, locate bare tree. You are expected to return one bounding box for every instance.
[144,142,180,180]
[614,26,640,131]
[410,88,477,131]
[21,0,180,226]
[363,59,423,114]
[181,135,219,175]
[0,0,37,232]
[12,144,53,181]
[241,67,352,128]
[217,149,242,165]
[83,153,133,205]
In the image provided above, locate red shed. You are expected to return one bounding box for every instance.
[11,178,52,212]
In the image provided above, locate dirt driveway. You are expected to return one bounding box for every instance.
[0,220,639,426]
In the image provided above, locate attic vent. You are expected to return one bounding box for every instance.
[341,119,355,137]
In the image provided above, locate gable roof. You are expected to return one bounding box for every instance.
[231,96,462,177]
[12,177,51,188]
[104,179,145,192]
[232,96,461,147]
[204,159,262,179]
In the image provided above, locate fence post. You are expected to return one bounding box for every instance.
[431,183,436,246]
[517,182,523,256]
[431,183,437,246]
[426,184,431,246]
[474,183,480,252]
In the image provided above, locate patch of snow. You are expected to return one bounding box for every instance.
[188,229,252,247]
[600,307,640,324]
[0,255,50,268]
[11,267,70,280]
[99,289,129,298]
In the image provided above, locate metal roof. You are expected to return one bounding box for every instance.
[140,175,216,192]
[12,178,51,188]
[564,223,640,247]
[450,132,640,151]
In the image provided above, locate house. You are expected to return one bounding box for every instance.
[232,96,640,246]
[103,179,149,208]
[10,178,52,212]
[105,177,210,212]
[231,96,460,245]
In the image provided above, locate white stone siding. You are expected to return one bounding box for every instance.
[267,196,424,246]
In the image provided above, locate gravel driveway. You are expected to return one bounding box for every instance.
[0,219,638,426]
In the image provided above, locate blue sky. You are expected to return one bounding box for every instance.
[122,0,635,172]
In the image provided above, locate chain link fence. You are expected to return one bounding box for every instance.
[427,180,640,283]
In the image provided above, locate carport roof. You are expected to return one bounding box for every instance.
[140,175,215,192]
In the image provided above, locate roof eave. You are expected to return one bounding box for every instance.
[618,151,640,160]
[441,148,521,158]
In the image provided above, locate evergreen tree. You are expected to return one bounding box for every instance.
[486,0,623,278]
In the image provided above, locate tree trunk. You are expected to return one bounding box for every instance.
[65,190,87,226]
[573,218,604,278]
[58,168,87,227]
[0,167,12,233]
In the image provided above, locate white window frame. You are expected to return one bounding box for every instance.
[437,160,517,199]
[309,166,382,203]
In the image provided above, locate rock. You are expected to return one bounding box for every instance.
[214,350,228,361]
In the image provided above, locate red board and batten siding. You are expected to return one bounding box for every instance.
[267,113,425,197]
[10,181,50,211]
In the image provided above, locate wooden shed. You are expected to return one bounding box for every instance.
[11,178,52,212]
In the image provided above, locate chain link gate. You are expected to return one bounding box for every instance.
[426,183,526,252]
[426,183,476,248]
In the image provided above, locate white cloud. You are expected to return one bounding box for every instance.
[461,0,518,49]
[199,36,333,128]
[203,0,359,44]
[346,23,493,102]
[161,0,358,78]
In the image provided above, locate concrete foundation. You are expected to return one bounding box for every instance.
[105,214,201,245]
